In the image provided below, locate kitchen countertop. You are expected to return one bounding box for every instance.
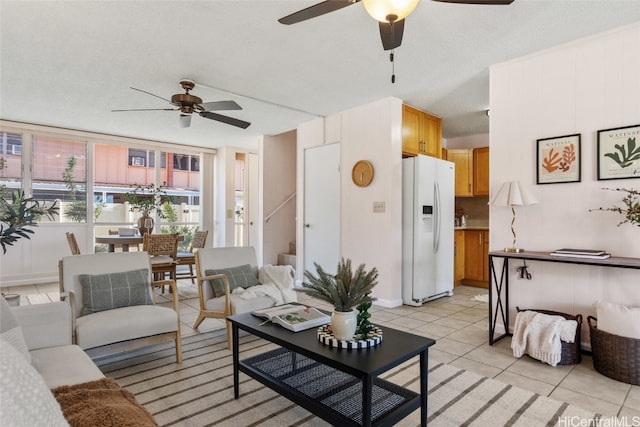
[454,220,489,230]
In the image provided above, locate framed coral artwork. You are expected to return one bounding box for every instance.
[536,134,581,184]
[597,124,640,180]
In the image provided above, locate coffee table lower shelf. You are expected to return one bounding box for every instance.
[240,347,420,427]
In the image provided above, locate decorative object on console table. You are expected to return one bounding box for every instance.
[299,258,378,341]
[597,124,640,181]
[489,180,538,253]
[550,249,611,260]
[536,134,581,184]
[589,187,640,228]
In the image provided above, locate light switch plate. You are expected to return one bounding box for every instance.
[373,201,385,213]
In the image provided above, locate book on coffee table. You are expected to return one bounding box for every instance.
[252,304,330,332]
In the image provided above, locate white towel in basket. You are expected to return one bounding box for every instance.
[511,311,578,367]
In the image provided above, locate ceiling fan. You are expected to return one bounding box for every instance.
[112,79,251,129]
[278,0,514,51]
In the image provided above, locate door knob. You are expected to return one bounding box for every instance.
[304,224,310,228]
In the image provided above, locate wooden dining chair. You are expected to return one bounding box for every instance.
[176,230,208,283]
[143,233,179,292]
[65,232,80,255]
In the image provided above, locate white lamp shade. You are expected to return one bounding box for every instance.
[489,181,538,207]
[362,0,420,22]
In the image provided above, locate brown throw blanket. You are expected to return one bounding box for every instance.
[52,378,157,427]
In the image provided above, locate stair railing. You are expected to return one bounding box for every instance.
[265,192,296,223]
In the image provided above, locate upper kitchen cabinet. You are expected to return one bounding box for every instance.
[448,147,489,197]
[473,147,489,196]
[402,105,442,158]
[447,149,473,196]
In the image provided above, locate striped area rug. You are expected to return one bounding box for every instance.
[96,330,600,427]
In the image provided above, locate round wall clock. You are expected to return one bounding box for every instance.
[352,160,374,187]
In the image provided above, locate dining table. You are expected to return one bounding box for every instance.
[95,235,143,252]
[95,233,185,252]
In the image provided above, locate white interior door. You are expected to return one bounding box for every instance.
[304,143,340,275]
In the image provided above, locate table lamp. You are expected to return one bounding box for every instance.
[489,180,538,253]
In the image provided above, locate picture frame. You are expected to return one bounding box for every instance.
[536,134,581,184]
[597,124,640,180]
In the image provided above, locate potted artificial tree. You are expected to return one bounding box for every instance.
[123,183,171,234]
[1,160,59,304]
[300,258,378,341]
[1,159,59,255]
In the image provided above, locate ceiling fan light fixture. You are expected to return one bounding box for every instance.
[362,0,419,23]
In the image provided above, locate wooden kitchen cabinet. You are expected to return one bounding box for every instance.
[402,105,442,158]
[454,230,465,285]
[448,147,489,197]
[447,149,473,196]
[473,147,490,196]
[463,230,489,287]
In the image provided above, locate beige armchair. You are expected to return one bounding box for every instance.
[194,246,276,348]
[58,251,182,363]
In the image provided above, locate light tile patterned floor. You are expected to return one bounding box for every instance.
[3,282,638,418]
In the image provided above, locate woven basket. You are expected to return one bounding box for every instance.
[588,316,640,385]
[516,307,582,365]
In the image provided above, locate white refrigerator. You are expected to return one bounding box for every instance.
[402,156,455,306]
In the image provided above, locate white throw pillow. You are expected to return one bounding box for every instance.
[0,338,69,426]
[594,301,640,339]
[0,296,30,362]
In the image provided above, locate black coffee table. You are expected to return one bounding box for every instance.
[228,311,435,427]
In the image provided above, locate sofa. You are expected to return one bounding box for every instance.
[0,296,156,426]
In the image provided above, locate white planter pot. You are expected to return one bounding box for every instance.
[331,310,357,341]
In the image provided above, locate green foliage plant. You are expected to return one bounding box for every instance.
[301,258,378,312]
[62,155,104,222]
[123,183,172,218]
[1,189,59,254]
[1,157,59,253]
[62,155,86,222]
[590,187,640,227]
[159,202,194,251]
[355,295,374,339]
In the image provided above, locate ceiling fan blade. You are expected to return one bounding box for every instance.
[111,108,177,112]
[199,100,242,111]
[431,0,514,4]
[278,0,356,25]
[129,87,173,103]
[199,111,251,129]
[179,114,192,128]
[379,19,404,51]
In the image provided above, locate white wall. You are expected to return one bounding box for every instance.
[340,98,404,307]
[490,22,640,345]
[296,97,404,307]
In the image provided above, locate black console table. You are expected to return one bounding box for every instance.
[488,251,640,345]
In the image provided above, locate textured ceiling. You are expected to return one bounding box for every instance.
[1,1,640,150]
